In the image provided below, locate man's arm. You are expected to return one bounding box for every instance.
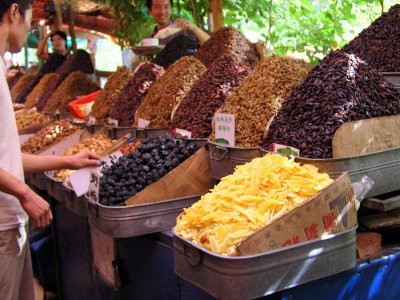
[0,167,52,230]
[22,149,101,174]
[174,18,211,46]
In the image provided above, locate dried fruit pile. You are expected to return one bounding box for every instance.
[99,136,198,206]
[10,66,39,101]
[54,134,114,181]
[152,34,200,69]
[36,50,95,111]
[89,66,133,122]
[342,4,400,72]
[194,27,259,68]
[109,63,164,127]
[15,109,51,131]
[136,57,206,128]
[43,71,100,113]
[210,55,307,147]
[175,153,332,256]
[7,69,24,89]
[24,73,60,109]
[171,53,252,138]
[263,51,400,158]
[21,120,80,154]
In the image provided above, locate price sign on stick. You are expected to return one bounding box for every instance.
[215,113,235,146]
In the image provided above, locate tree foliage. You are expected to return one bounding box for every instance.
[96,0,397,62]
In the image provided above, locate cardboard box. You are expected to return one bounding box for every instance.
[237,173,357,255]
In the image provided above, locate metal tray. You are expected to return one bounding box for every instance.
[135,128,169,139]
[380,72,400,89]
[29,172,50,191]
[173,226,356,300]
[64,185,89,217]
[294,146,400,198]
[208,140,263,180]
[86,123,104,134]
[47,176,68,203]
[88,195,201,238]
[106,125,136,139]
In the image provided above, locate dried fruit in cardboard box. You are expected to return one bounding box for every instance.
[109,63,164,127]
[24,73,61,109]
[171,53,252,138]
[209,54,307,147]
[16,109,51,131]
[43,71,100,113]
[99,136,198,206]
[136,57,206,128]
[54,134,114,181]
[342,4,400,72]
[152,34,200,69]
[175,153,333,256]
[21,120,80,154]
[263,50,400,158]
[194,27,260,68]
[89,66,133,122]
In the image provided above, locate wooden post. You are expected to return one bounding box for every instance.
[53,0,63,30]
[66,2,77,52]
[209,0,224,33]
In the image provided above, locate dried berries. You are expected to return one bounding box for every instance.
[89,66,133,122]
[171,53,252,138]
[342,4,400,72]
[43,71,100,113]
[99,136,198,206]
[152,34,200,69]
[136,57,206,128]
[210,54,307,147]
[194,27,259,68]
[263,50,400,158]
[109,63,164,127]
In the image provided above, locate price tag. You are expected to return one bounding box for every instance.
[214,113,235,146]
[137,118,150,129]
[174,128,192,139]
[72,151,123,198]
[272,143,300,157]
[88,116,96,125]
[108,118,119,127]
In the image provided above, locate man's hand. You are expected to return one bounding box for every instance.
[174,18,195,31]
[19,187,52,231]
[66,149,101,170]
[254,41,266,59]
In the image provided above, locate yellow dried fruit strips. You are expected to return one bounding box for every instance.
[175,153,332,256]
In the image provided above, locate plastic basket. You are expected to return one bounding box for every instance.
[68,90,101,119]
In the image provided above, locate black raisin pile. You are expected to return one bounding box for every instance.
[99,136,199,206]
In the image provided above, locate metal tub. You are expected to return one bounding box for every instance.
[86,123,104,134]
[177,137,207,148]
[173,227,356,300]
[208,140,263,180]
[29,172,50,191]
[381,72,400,89]
[106,125,136,139]
[294,146,400,198]
[47,176,68,203]
[65,186,89,217]
[88,195,201,238]
[135,128,169,139]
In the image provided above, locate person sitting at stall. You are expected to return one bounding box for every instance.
[147,0,210,46]
[36,30,69,61]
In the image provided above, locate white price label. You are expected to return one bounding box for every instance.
[174,128,192,139]
[272,143,300,157]
[88,116,96,125]
[137,118,150,129]
[215,113,235,146]
[108,118,119,127]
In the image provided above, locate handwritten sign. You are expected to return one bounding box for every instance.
[214,113,235,146]
[272,143,300,157]
[137,118,150,129]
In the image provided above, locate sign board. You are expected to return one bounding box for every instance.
[214,113,235,146]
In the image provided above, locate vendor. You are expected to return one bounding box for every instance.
[147,0,210,46]
[36,30,69,61]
